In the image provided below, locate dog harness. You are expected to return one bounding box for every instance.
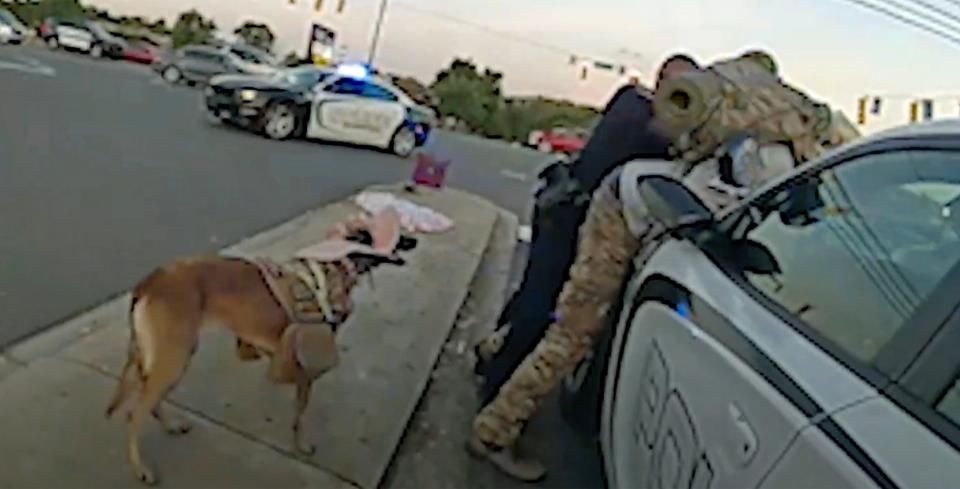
[251,257,354,327]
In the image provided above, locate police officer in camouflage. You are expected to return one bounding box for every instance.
[468,50,854,481]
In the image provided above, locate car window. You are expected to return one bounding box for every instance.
[740,150,960,363]
[361,82,398,101]
[939,378,960,426]
[279,68,328,87]
[326,77,366,96]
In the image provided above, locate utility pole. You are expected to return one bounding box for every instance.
[367,0,389,66]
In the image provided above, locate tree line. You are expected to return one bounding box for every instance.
[428,58,599,142]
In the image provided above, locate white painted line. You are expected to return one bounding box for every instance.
[500,169,527,182]
[0,55,55,77]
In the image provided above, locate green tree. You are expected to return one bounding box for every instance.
[233,21,275,51]
[149,18,170,35]
[431,58,503,135]
[170,9,216,48]
[40,0,84,20]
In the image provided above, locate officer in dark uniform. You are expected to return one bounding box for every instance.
[474,55,698,407]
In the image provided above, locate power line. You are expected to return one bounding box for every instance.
[390,2,637,70]
[835,0,960,47]
[875,0,960,34]
[392,2,571,56]
[907,0,960,27]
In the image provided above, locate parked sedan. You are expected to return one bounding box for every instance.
[83,20,127,59]
[40,18,95,54]
[155,45,248,85]
[0,9,28,44]
[204,64,434,157]
[561,120,960,488]
[123,40,160,65]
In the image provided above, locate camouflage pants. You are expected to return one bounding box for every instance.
[473,178,642,449]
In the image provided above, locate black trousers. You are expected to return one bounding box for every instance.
[477,199,587,405]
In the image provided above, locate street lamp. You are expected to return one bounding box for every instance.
[367,0,388,65]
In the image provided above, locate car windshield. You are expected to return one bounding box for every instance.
[85,21,109,37]
[0,10,22,28]
[274,67,327,87]
[232,46,276,66]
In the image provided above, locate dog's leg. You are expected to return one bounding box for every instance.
[106,352,140,418]
[235,337,262,361]
[292,377,316,455]
[151,404,192,435]
[128,348,193,486]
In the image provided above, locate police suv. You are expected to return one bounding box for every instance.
[204,64,435,157]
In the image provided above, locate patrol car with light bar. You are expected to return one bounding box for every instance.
[204,64,435,157]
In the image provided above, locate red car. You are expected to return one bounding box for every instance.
[530,127,588,155]
[123,41,160,65]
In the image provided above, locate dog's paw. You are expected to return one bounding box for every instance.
[165,419,193,436]
[135,466,157,486]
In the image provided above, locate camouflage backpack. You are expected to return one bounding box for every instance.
[653,51,856,165]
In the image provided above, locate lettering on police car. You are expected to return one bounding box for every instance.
[632,341,715,489]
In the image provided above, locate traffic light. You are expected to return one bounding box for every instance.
[857,96,867,125]
[871,97,882,115]
[580,65,588,80]
[922,99,934,120]
[910,101,919,123]
[337,0,346,13]
[314,0,323,11]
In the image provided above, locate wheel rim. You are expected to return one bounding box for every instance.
[266,106,295,139]
[47,37,57,48]
[163,67,179,82]
[91,45,101,58]
[394,129,415,155]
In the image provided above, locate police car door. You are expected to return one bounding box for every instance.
[603,169,882,488]
[307,76,403,147]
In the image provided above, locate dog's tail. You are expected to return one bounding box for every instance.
[105,293,146,419]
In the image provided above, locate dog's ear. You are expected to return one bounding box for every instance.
[293,324,339,380]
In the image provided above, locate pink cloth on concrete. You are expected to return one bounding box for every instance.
[354,192,454,233]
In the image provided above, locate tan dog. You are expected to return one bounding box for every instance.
[104,209,416,485]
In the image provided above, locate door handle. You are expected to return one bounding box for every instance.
[729,403,758,466]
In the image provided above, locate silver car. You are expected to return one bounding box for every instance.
[155,45,247,85]
[565,120,960,488]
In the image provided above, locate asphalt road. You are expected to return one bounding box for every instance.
[0,45,604,488]
[0,45,545,348]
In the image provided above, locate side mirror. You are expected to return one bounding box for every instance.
[778,180,824,226]
[638,176,714,231]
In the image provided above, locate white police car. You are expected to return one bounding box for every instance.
[205,64,435,157]
[561,120,960,488]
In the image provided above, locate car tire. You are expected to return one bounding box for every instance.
[390,126,417,158]
[46,36,58,49]
[162,65,182,84]
[262,103,298,140]
[538,140,553,153]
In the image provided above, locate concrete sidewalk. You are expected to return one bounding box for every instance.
[0,184,514,489]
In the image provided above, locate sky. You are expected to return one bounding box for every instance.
[97,0,960,132]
